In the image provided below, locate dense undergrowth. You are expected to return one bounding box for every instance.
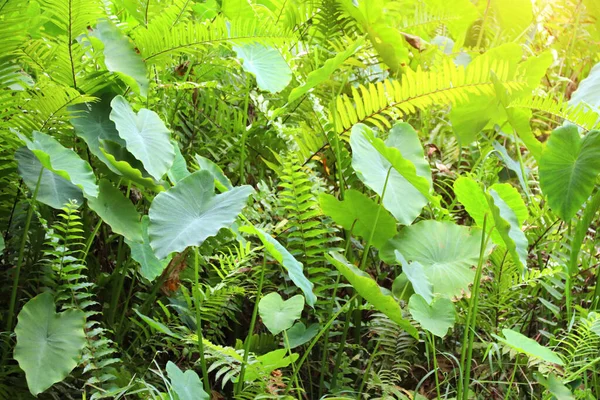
[2,0,600,398]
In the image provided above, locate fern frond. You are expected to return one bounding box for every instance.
[510,96,600,131]
[558,312,600,381]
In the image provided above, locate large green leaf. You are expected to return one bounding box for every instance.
[258,292,304,335]
[166,361,209,400]
[401,258,433,305]
[408,294,455,338]
[240,225,316,307]
[350,123,432,225]
[326,252,417,338]
[15,147,83,209]
[569,61,600,111]
[148,170,253,259]
[109,95,175,180]
[233,43,292,93]
[70,96,125,174]
[495,329,564,365]
[87,179,143,243]
[14,292,86,396]
[319,189,396,250]
[385,220,484,299]
[126,216,171,281]
[287,322,319,349]
[92,20,148,97]
[194,154,232,192]
[539,126,600,221]
[18,131,98,198]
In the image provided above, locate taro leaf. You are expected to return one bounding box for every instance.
[15,147,83,209]
[287,322,319,348]
[536,373,575,400]
[166,361,209,400]
[148,170,253,259]
[240,225,316,307]
[487,188,529,272]
[495,329,564,365]
[258,292,304,335]
[408,294,456,338]
[385,220,484,299]
[539,126,600,221]
[14,292,86,396]
[126,216,171,281]
[167,141,190,184]
[194,154,232,192]
[92,20,148,97]
[326,252,418,338]
[18,131,98,198]
[243,349,299,382]
[400,257,433,305]
[233,43,292,93]
[87,179,143,243]
[319,189,396,250]
[109,95,175,180]
[288,38,364,103]
[569,61,600,111]
[493,141,530,192]
[350,123,432,225]
[70,96,125,174]
[391,273,414,302]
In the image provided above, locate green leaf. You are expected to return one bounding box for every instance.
[408,294,455,338]
[110,95,175,180]
[70,96,125,175]
[350,123,432,225]
[258,292,304,335]
[149,170,253,259]
[240,225,316,307]
[287,322,319,349]
[19,131,98,198]
[92,20,148,97]
[0,235,4,255]
[384,220,484,299]
[194,154,232,192]
[233,43,292,93]
[391,273,414,302]
[14,292,86,396]
[99,142,165,192]
[536,373,575,400]
[87,179,143,243]
[326,252,418,338]
[15,147,83,209]
[495,329,564,365]
[319,189,396,250]
[166,361,209,400]
[487,188,529,271]
[400,257,433,305]
[167,141,191,185]
[135,310,182,339]
[126,216,171,281]
[539,126,600,221]
[288,38,364,103]
[569,61,600,111]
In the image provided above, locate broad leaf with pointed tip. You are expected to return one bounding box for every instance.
[495,329,564,365]
[149,170,253,259]
[126,216,171,281]
[14,292,86,396]
[384,220,484,299]
[18,131,98,197]
[167,141,190,184]
[166,361,209,400]
[110,95,175,180]
[233,43,292,93]
[327,252,417,338]
[99,141,164,192]
[287,322,319,348]
[258,293,304,335]
[240,225,316,307]
[350,123,432,225]
[195,154,232,192]
[87,179,143,243]
[539,126,600,221]
[408,294,455,338]
[15,147,83,209]
[569,61,600,111]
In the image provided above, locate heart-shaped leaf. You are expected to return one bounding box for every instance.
[495,329,564,365]
[286,322,320,349]
[539,126,600,221]
[110,95,175,180]
[327,252,417,338]
[258,292,304,335]
[233,43,292,93]
[18,131,98,197]
[126,216,171,281]
[319,189,397,250]
[408,294,456,338]
[14,292,86,396]
[166,361,209,400]
[149,170,254,259]
[15,147,83,209]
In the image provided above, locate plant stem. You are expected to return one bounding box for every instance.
[193,248,210,393]
[504,357,519,400]
[429,332,442,400]
[235,253,266,395]
[357,340,381,396]
[283,329,302,400]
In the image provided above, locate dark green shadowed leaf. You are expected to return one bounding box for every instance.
[126,216,171,281]
[287,322,319,349]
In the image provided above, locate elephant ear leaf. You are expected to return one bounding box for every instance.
[166,361,209,400]
[149,170,254,259]
[233,43,292,93]
[14,292,86,396]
